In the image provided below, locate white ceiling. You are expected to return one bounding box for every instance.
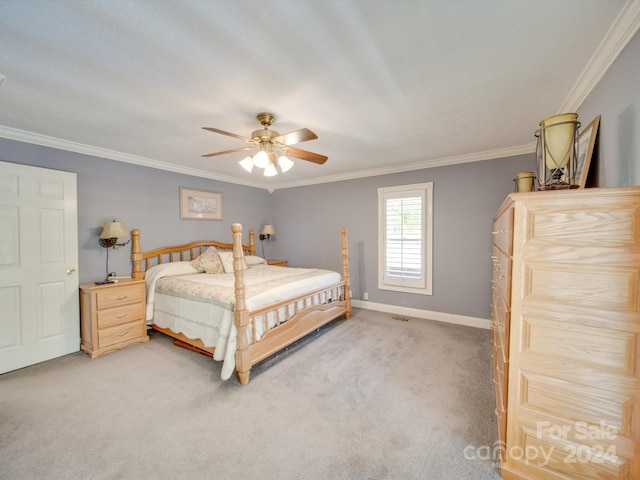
[0,0,638,190]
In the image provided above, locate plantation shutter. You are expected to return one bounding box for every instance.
[382,187,425,289]
[378,182,433,295]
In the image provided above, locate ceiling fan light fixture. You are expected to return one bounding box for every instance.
[239,156,254,173]
[278,155,294,172]
[202,112,327,175]
[253,149,269,169]
[264,162,278,177]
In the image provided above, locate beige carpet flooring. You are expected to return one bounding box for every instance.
[0,308,502,480]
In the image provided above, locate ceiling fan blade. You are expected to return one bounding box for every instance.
[202,127,253,143]
[273,128,317,145]
[284,147,328,164]
[201,146,255,158]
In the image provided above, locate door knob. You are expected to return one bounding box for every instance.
[66,268,77,275]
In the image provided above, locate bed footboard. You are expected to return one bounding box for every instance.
[231,224,351,385]
[249,283,348,362]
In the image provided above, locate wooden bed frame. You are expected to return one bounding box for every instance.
[131,223,351,385]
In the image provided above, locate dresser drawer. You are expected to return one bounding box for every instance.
[98,321,146,349]
[493,354,507,413]
[95,283,144,310]
[492,296,510,365]
[492,247,512,305]
[492,206,513,256]
[97,303,145,329]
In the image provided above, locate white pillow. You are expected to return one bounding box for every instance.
[245,255,267,266]
[146,261,201,281]
[218,251,246,273]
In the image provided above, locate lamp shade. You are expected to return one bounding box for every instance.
[239,156,254,172]
[278,155,294,172]
[253,150,269,169]
[261,224,275,236]
[100,220,129,239]
[263,162,277,176]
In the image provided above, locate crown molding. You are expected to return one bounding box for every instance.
[0,124,535,191]
[0,125,266,189]
[560,0,640,113]
[269,143,536,191]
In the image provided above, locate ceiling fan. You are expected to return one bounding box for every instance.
[202,112,328,176]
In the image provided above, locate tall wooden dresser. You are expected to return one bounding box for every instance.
[491,187,640,480]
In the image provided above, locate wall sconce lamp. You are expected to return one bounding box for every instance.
[259,224,275,258]
[97,220,130,284]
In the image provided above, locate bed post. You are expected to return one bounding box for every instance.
[249,230,255,255]
[341,227,351,319]
[232,223,251,385]
[131,229,143,280]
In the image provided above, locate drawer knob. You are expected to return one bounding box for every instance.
[117,331,129,337]
[116,296,128,300]
[116,314,128,319]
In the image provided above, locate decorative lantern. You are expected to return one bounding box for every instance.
[514,172,535,192]
[535,113,580,190]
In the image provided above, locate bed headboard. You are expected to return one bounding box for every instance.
[130,228,255,279]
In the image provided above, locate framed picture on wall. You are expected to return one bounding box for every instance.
[179,187,223,220]
[575,115,600,188]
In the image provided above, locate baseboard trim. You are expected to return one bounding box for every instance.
[351,300,491,330]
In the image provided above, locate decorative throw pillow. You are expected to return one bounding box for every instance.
[218,251,246,273]
[190,247,224,274]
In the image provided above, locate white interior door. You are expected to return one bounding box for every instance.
[0,160,79,374]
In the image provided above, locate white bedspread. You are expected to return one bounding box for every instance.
[145,262,341,380]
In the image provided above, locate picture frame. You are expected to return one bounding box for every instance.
[575,115,600,188]
[179,187,223,221]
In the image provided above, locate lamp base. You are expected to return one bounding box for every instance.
[95,273,118,285]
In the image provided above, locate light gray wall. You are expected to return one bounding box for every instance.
[270,154,534,319]
[0,138,273,283]
[2,29,637,317]
[577,29,640,187]
[267,28,640,320]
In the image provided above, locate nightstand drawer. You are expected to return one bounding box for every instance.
[97,303,145,329]
[98,321,146,349]
[95,283,144,310]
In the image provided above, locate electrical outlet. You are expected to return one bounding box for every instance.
[363,292,368,300]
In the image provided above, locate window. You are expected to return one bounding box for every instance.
[378,182,433,295]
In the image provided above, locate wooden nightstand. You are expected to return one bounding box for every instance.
[267,259,287,267]
[79,278,149,358]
